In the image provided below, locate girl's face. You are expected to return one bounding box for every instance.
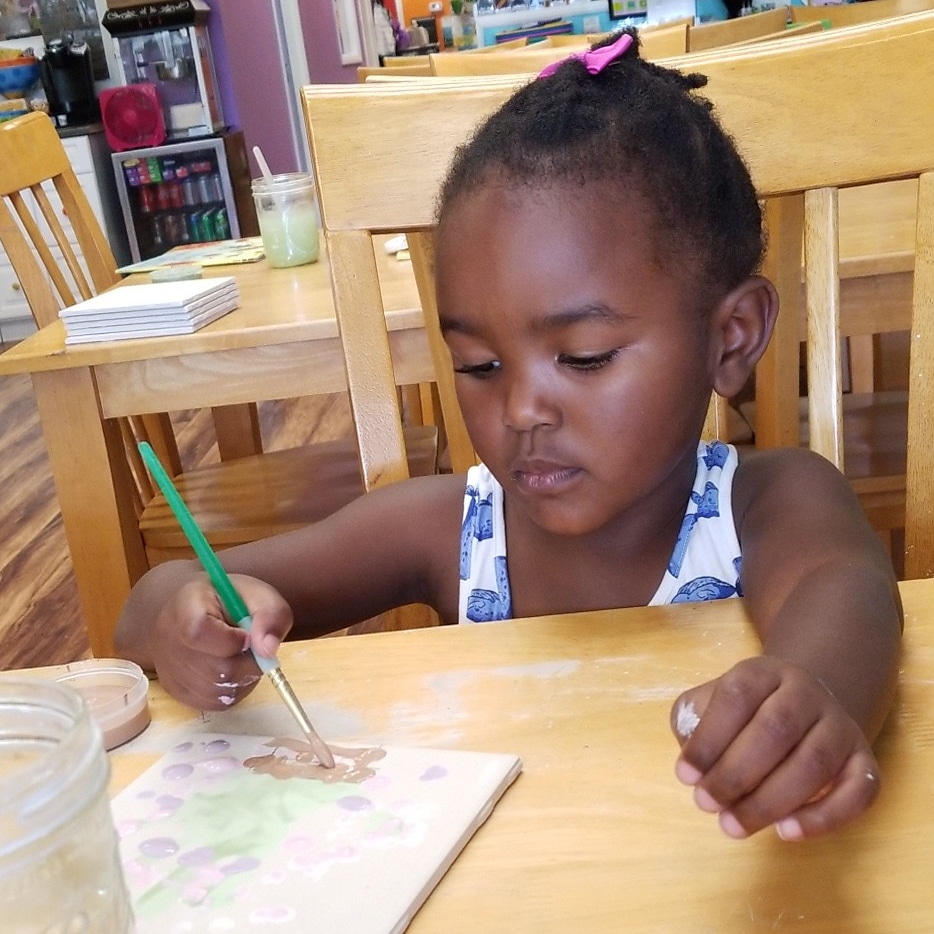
[435,182,717,539]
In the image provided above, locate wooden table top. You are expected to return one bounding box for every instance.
[73,577,934,932]
[0,236,422,376]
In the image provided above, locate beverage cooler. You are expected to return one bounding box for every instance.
[112,131,257,263]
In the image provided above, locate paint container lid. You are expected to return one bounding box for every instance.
[55,658,151,751]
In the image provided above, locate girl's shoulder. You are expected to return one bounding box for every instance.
[732,445,861,528]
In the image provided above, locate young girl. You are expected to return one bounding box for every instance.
[116,31,902,843]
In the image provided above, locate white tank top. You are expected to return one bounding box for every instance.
[458,440,742,623]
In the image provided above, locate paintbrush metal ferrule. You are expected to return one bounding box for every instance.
[267,666,336,769]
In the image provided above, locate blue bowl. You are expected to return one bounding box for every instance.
[0,59,41,100]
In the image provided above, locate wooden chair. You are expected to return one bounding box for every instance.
[679,17,934,576]
[0,113,438,651]
[306,16,934,577]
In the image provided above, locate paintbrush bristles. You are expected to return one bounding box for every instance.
[267,667,335,768]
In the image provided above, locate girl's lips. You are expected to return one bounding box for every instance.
[512,464,582,491]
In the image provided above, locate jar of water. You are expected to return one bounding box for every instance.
[251,172,320,268]
[0,677,134,933]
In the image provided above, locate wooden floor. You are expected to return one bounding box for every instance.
[0,370,356,671]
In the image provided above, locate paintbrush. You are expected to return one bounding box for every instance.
[138,441,335,768]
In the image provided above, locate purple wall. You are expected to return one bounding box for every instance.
[208,0,357,176]
[297,0,361,84]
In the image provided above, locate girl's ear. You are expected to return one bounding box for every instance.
[708,275,779,399]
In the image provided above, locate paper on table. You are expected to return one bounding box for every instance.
[116,238,266,274]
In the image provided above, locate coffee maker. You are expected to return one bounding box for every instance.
[40,37,99,128]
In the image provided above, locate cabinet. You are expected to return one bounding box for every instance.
[0,128,129,343]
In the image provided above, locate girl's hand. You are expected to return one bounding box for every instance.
[148,574,294,711]
[669,656,881,840]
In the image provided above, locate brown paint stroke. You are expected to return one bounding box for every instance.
[244,738,386,784]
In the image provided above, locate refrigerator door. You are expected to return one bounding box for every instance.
[112,137,242,262]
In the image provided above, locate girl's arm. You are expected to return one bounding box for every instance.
[114,473,465,709]
[671,446,902,840]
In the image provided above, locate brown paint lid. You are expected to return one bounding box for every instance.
[55,658,151,751]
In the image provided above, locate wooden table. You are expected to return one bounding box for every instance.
[89,577,933,932]
[0,242,430,652]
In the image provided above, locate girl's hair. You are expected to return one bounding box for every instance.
[436,29,764,302]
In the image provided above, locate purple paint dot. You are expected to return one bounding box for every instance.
[337,795,373,812]
[199,756,238,775]
[155,794,184,811]
[139,836,180,858]
[221,856,261,875]
[162,763,194,781]
[203,739,231,754]
[177,846,216,867]
[419,765,448,781]
[173,741,194,753]
[135,789,156,800]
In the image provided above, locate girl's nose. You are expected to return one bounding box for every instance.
[502,366,559,433]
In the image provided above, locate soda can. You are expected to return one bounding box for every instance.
[213,206,230,240]
[170,184,182,209]
[147,157,163,183]
[137,185,154,214]
[186,211,202,243]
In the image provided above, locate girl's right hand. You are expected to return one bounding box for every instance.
[148,574,294,711]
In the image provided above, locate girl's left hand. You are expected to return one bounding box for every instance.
[669,655,881,840]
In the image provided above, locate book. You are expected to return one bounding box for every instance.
[116,238,265,274]
[60,277,240,344]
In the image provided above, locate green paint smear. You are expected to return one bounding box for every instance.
[133,770,400,918]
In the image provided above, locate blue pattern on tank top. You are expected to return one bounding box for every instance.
[458,440,743,622]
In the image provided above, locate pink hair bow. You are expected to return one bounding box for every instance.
[538,31,634,79]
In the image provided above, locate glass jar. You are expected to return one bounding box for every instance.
[0,677,134,933]
[251,172,320,268]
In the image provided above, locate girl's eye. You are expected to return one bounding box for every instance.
[453,360,501,378]
[559,349,621,371]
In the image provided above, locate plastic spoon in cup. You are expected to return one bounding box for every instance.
[253,145,276,210]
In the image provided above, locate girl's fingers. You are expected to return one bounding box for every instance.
[771,751,881,841]
[690,685,825,813]
[710,716,859,837]
[674,660,783,778]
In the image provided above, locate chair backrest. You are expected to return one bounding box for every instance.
[637,20,690,57]
[302,80,521,483]
[535,32,609,47]
[429,22,688,75]
[722,19,824,48]
[304,20,934,572]
[0,111,181,500]
[687,7,790,51]
[357,62,431,80]
[0,112,118,329]
[429,44,579,75]
[789,0,934,27]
